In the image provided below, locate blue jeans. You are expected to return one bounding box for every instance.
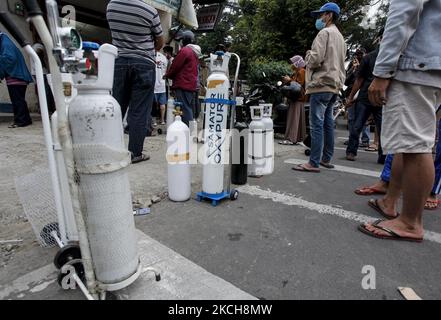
[346,100,384,162]
[348,107,370,143]
[175,89,194,126]
[309,93,337,168]
[112,57,155,157]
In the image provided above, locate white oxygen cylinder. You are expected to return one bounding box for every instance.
[166,96,175,130]
[167,110,191,201]
[248,105,265,177]
[262,104,274,175]
[202,52,231,194]
[68,44,140,289]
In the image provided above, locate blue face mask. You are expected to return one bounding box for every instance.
[315,18,326,31]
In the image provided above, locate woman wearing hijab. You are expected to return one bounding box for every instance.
[279,55,307,145]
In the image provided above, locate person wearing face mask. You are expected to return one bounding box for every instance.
[293,2,346,173]
[279,55,307,145]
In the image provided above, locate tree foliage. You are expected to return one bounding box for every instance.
[196,0,389,78]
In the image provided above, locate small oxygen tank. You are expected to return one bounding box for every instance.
[248,105,265,177]
[167,108,191,201]
[166,96,175,130]
[262,104,274,175]
[231,98,248,185]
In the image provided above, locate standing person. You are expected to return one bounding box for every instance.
[293,2,346,173]
[163,45,174,96]
[0,31,33,128]
[345,29,385,164]
[279,55,306,145]
[344,48,370,148]
[154,50,168,125]
[358,0,441,242]
[165,30,199,127]
[188,44,202,120]
[107,0,164,164]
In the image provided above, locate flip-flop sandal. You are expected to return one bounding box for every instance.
[292,163,320,173]
[131,154,150,164]
[8,123,18,128]
[354,186,387,196]
[368,199,399,220]
[424,199,440,210]
[358,220,423,243]
[320,162,335,169]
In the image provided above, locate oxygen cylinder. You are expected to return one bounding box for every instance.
[68,44,140,288]
[167,108,191,201]
[166,96,175,130]
[248,105,265,177]
[262,104,274,175]
[231,98,248,185]
[202,52,231,194]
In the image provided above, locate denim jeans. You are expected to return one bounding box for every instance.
[346,100,384,162]
[175,89,194,126]
[112,57,155,157]
[348,107,369,143]
[309,93,337,168]
[380,154,394,183]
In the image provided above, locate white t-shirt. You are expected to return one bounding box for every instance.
[154,52,167,93]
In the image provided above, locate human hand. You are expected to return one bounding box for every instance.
[368,77,391,106]
[345,97,355,108]
[282,76,291,83]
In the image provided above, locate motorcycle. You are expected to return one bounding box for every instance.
[241,80,289,134]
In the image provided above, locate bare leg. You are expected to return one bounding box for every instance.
[377,154,403,217]
[160,105,166,123]
[365,153,431,239]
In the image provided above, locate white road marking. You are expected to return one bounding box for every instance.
[237,185,441,245]
[284,158,381,177]
[335,147,372,154]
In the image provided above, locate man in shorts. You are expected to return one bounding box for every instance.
[358,0,441,242]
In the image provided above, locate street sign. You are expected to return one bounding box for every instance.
[197,4,222,31]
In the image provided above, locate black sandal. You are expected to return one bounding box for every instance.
[358,220,423,242]
[131,153,150,164]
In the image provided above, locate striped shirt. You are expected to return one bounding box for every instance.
[106,0,163,64]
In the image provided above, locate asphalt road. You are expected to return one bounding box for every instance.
[135,129,441,300]
[2,120,440,300]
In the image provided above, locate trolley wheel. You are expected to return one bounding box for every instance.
[305,149,311,156]
[57,259,85,290]
[40,222,60,247]
[54,244,82,269]
[157,128,163,135]
[230,190,239,201]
